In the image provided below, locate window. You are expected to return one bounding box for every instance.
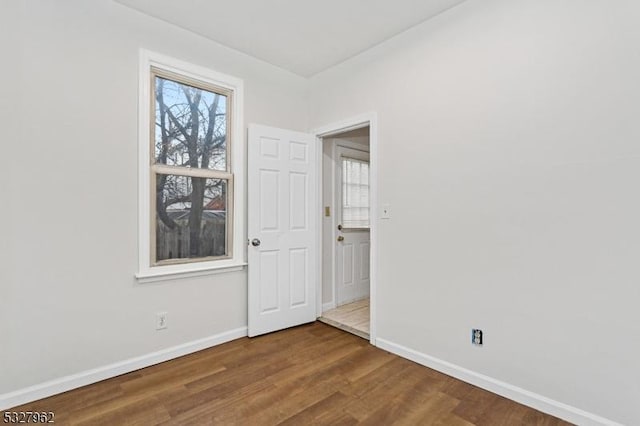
[152,71,232,263]
[342,157,370,228]
[138,50,245,281]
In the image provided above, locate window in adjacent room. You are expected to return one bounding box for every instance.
[341,157,370,228]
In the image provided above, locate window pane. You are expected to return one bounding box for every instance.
[342,158,370,228]
[155,175,228,261]
[154,76,227,171]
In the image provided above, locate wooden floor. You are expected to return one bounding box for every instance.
[319,298,370,339]
[11,323,572,426]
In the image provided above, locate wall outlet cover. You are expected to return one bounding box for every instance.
[156,312,168,330]
[381,204,391,219]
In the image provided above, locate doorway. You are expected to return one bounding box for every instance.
[318,126,371,339]
[247,115,377,340]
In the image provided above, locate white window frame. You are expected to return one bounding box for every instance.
[136,49,245,283]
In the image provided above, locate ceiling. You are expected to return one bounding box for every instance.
[114,0,467,77]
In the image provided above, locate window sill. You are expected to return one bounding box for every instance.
[136,262,247,284]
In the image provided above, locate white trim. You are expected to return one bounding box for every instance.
[137,49,245,281]
[376,338,623,426]
[369,115,378,345]
[329,140,338,311]
[135,263,246,284]
[320,138,339,315]
[315,135,325,318]
[0,327,248,411]
[311,112,378,345]
[312,113,373,137]
[333,139,371,153]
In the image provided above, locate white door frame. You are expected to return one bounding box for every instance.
[311,112,378,345]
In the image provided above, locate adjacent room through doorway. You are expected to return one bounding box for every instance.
[318,126,371,339]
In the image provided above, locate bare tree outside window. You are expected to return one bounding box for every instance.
[152,72,233,264]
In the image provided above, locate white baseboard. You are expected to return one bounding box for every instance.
[375,338,622,426]
[322,302,336,312]
[0,327,248,411]
[324,295,370,313]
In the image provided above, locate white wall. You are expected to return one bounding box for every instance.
[0,3,20,390]
[0,0,307,396]
[310,0,640,424]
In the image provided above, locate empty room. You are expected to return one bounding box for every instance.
[1,0,638,425]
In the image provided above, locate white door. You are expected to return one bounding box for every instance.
[248,124,317,337]
[335,146,370,306]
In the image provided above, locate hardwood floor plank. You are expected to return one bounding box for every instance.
[165,361,288,419]
[452,385,503,424]
[340,357,418,401]
[159,381,277,425]
[8,323,572,426]
[332,344,396,383]
[72,396,171,426]
[264,335,367,386]
[434,413,477,426]
[278,392,356,425]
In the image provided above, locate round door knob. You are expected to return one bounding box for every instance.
[251,238,261,247]
[337,235,344,242]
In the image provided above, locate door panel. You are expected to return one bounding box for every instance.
[259,251,279,313]
[360,241,370,281]
[289,248,308,306]
[248,124,317,337]
[343,243,354,285]
[290,172,307,229]
[260,170,279,231]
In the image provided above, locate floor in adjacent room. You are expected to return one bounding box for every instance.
[9,322,571,425]
[319,298,370,339]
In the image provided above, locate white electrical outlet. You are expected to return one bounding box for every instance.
[156,312,168,330]
[381,204,391,219]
